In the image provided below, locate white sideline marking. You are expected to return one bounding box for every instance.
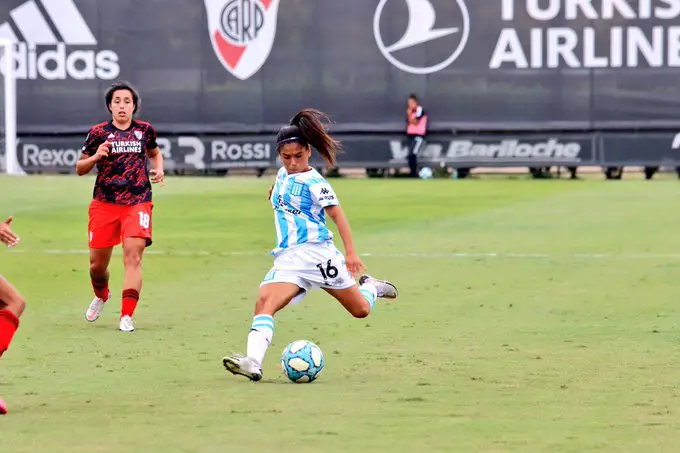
[5,249,680,260]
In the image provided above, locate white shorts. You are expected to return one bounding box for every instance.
[260,241,356,303]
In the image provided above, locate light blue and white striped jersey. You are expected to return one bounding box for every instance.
[270,166,339,256]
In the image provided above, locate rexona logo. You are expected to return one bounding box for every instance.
[204,0,280,80]
[21,142,81,167]
[374,0,470,74]
[0,0,119,80]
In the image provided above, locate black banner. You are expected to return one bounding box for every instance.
[600,132,680,166]
[14,133,601,173]
[1,0,680,134]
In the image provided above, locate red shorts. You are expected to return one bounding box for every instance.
[88,200,153,249]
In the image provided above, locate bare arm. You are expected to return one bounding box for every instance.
[0,216,19,247]
[76,154,98,176]
[146,147,165,185]
[325,205,365,276]
[76,142,109,176]
[325,205,356,255]
[407,106,423,125]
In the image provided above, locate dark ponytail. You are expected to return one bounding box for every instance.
[276,109,341,165]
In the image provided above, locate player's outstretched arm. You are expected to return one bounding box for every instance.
[146,147,165,186]
[0,216,19,248]
[325,205,365,277]
[76,142,110,176]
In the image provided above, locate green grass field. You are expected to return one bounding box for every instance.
[0,175,679,453]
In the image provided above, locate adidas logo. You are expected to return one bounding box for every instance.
[0,0,120,80]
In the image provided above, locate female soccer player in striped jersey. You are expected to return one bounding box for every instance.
[222,109,398,381]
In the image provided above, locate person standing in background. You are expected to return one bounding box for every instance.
[406,94,428,178]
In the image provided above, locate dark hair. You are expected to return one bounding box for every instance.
[276,108,341,165]
[105,81,140,114]
[408,93,419,102]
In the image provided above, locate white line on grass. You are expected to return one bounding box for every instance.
[5,249,680,260]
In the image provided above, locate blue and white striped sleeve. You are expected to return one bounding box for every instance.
[308,178,339,208]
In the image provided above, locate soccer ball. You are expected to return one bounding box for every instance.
[280,340,325,383]
[418,167,434,179]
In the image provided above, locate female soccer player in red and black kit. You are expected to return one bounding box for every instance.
[76,81,164,332]
[0,216,26,415]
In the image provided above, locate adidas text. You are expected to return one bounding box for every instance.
[0,0,120,80]
[2,43,119,80]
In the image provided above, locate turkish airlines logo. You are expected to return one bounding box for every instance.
[374,0,470,75]
[110,140,142,154]
[204,0,280,80]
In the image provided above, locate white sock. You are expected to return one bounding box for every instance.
[247,314,274,366]
[359,283,377,311]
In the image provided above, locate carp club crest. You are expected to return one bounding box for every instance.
[204,0,280,80]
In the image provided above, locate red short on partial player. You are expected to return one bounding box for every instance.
[88,200,153,248]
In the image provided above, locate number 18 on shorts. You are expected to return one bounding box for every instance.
[88,200,154,248]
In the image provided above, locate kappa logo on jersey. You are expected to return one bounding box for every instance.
[374,0,470,75]
[204,0,280,80]
[0,0,120,80]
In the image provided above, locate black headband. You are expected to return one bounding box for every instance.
[277,136,302,146]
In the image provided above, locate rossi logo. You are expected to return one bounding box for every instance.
[204,0,280,80]
[154,137,272,169]
[211,141,271,167]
